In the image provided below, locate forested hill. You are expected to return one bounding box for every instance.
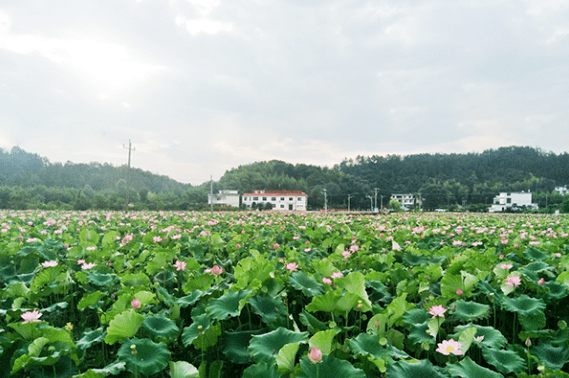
[3,145,569,211]
[0,147,190,193]
[218,146,569,211]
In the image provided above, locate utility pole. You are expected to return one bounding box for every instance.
[380,195,384,211]
[347,194,352,212]
[323,189,328,211]
[366,195,373,212]
[210,175,213,212]
[122,140,135,213]
[374,188,379,212]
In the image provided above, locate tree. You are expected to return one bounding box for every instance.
[388,199,402,212]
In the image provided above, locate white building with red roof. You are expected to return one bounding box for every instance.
[242,190,308,211]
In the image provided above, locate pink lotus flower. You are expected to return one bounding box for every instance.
[285,262,299,272]
[204,265,224,276]
[42,260,58,268]
[537,278,545,285]
[77,259,86,265]
[21,309,43,323]
[505,275,522,288]
[131,298,141,309]
[273,242,280,249]
[322,277,332,284]
[81,262,96,270]
[153,236,162,243]
[436,339,464,356]
[428,305,446,319]
[331,271,343,279]
[498,263,513,270]
[307,347,322,363]
[173,260,187,271]
[456,288,463,296]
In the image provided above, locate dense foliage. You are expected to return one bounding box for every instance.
[3,145,569,211]
[2,210,569,377]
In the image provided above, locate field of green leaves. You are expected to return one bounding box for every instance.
[2,210,569,377]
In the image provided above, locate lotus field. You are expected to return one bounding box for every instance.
[3,210,569,377]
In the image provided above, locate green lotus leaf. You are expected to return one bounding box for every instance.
[347,333,392,359]
[206,290,251,320]
[481,346,525,374]
[86,272,117,287]
[223,330,261,364]
[402,309,430,326]
[183,273,215,293]
[181,314,210,347]
[299,309,328,333]
[249,294,287,327]
[194,322,221,351]
[519,311,547,330]
[80,228,99,245]
[146,251,174,275]
[532,343,569,370]
[309,329,338,355]
[501,295,546,316]
[117,338,171,376]
[169,361,199,378]
[545,281,569,300]
[386,359,446,378]
[287,271,324,297]
[78,291,105,310]
[452,300,490,322]
[242,362,282,378]
[134,290,156,307]
[248,327,308,363]
[454,324,507,349]
[447,356,504,378]
[334,271,372,311]
[177,290,204,308]
[298,355,366,378]
[71,369,105,378]
[120,272,151,287]
[104,309,145,345]
[408,322,436,345]
[77,328,105,350]
[276,342,300,375]
[523,261,552,273]
[89,361,127,375]
[306,290,360,316]
[523,247,548,261]
[441,271,478,298]
[142,314,179,342]
[366,280,393,303]
[403,252,427,266]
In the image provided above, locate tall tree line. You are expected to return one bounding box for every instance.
[2,145,569,211]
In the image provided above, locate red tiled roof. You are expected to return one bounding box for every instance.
[242,190,307,197]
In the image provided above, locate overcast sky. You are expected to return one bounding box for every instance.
[1,1,568,185]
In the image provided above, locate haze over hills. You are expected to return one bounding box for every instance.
[1,145,568,211]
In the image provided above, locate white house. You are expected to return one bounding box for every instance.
[242,190,308,211]
[555,186,569,195]
[208,190,240,208]
[488,192,538,212]
[390,193,420,211]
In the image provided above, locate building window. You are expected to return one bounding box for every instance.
[289,197,293,201]
[280,204,284,208]
[262,197,267,201]
[253,197,258,201]
[280,197,285,201]
[243,197,247,201]
[271,197,276,201]
[298,197,302,201]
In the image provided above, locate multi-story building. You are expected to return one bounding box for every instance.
[554,186,569,195]
[390,193,419,211]
[242,190,308,211]
[488,192,538,212]
[207,190,240,208]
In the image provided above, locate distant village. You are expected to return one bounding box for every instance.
[208,187,569,212]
